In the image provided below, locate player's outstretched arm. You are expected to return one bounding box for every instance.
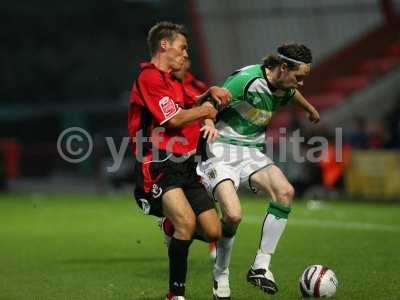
[291,90,320,123]
[167,103,218,128]
[196,86,232,110]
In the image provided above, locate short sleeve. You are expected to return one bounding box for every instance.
[136,70,181,125]
[223,73,249,108]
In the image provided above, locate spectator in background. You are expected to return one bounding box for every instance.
[0,154,6,191]
[347,117,370,149]
[319,128,351,192]
[386,101,400,148]
[368,120,391,149]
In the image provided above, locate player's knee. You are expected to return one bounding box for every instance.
[225,211,242,226]
[203,226,221,242]
[174,215,196,239]
[277,184,295,206]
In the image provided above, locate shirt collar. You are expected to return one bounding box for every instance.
[261,66,278,93]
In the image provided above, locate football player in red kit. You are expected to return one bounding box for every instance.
[128,22,230,300]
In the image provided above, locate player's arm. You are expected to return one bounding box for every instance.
[197,101,220,143]
[195,85,230,141]
[196,86,232,110]
[137,70,218,128]
[291,90,320,123]
[200,117,219,143]
[192,86,230,141]
[167,103,217,128]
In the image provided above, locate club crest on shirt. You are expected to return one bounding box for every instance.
[151,184,162,198]
[159,96,177,118]
[207,168,217,180]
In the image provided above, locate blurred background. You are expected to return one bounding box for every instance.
[1,0,400,201]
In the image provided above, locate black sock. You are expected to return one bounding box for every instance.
[221,219,237,238]
[168,237,192,296]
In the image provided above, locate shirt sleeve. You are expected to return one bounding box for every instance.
[136,70,181,125]
[222,73,248,108]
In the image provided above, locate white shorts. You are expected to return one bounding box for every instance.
[196,142,273,197]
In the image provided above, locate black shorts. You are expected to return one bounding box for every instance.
[134,152,215,217]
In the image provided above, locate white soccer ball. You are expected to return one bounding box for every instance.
[299,265,338,298]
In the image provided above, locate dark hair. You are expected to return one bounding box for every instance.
[147,21,188,56]
[263,43,312,70]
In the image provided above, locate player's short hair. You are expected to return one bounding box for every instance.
[147,21,188,56]
[263,43,312,70]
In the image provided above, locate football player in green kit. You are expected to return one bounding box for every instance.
[197,43,320,299]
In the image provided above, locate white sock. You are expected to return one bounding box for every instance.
[253,213,287,270]
[213,236,235,281]
[253,250,271,270]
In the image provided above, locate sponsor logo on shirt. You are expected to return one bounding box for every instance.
[245,108,272,125]
[159,96,177,119]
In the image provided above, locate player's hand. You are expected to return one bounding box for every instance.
[308,108,320,124]
[200,122,220,143]
[202,102,218,122]
[209,86,231,108]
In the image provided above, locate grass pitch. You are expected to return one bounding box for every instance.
[0,193,399,300]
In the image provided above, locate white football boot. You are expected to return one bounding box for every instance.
[213,270,231,300]
[246,267,278,295]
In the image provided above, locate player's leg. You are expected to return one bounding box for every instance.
[247,165,294,294]
[211,180,242,300]
[184,182,222,243]
[197,142,241,300]
[196,209,221,241]
[162,188,197,299]
[157,154,222,248]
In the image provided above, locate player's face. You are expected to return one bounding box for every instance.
[278,63,310,90]
[165,33,189,72]
[173,58,191,81]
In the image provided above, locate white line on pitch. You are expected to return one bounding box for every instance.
[243,215,400,232]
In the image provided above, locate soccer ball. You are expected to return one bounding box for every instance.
[299,265,338,298]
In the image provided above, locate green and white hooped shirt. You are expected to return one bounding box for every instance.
[216,64,295,148]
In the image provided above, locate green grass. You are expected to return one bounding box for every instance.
[0,193,399,300]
